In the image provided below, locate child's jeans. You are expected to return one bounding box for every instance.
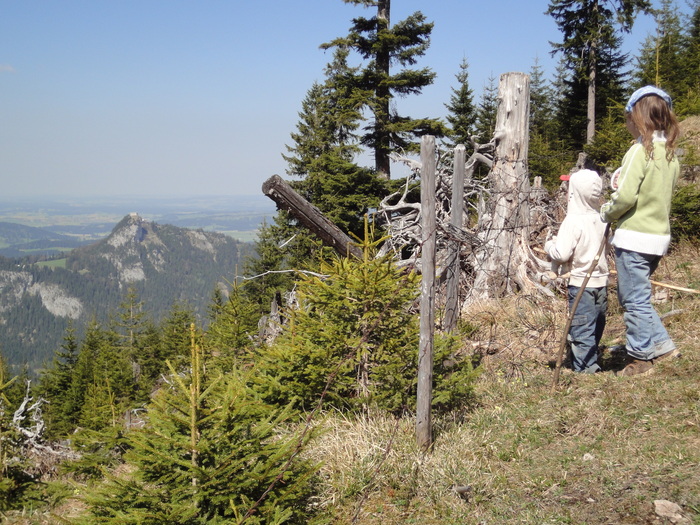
[567,285,607,373]
[614,247,676,360]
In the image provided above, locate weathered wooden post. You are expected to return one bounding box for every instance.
[416,135,436,451]
[444,144,466,332]
[470,72,531,301]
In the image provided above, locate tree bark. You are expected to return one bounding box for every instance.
[416,135,436,451]
[444,144,466,332]
[376,0,391,179]
[469,72,532,301]
[262,174,363,260]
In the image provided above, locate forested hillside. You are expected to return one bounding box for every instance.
[0,213,252,373]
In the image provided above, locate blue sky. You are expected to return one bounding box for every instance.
[0,1,676,198]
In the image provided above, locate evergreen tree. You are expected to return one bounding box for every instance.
[254,235,479,415]
[206,281,259,359]
[78,326,318,524]
[36,324,79,437]
[158,302,198,372]
[474,74,499,144]
[633,0,700,115]
[547,0,653,145]
[283,50,388,237]
[444,57,477,148]
[241,218,307,314]
[322,0,447,179]
[633,0,685,91]
[109,287,161,402]
[529,57,556,140]
[528,57,579,188]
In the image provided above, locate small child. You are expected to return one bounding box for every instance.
[546,169,609,373]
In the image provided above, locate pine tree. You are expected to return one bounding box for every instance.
[158,302,197,372]
[36,324,79,437]
[682,1,700,115]
[444,57,477,148]
[206,281,259,359]
[634,0,700,116]
[474,75,499,144]
[78,325,318,524]
[254,233,480,415]
[241,218,306,314]
[322,0,446,179]
[283,50,388,237]
[547,0,653,145]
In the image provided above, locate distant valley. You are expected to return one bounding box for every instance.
[0,195,276,374]
[0,194,276,257]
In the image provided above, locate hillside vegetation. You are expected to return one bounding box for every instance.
[0,214,252,373]
[302,242,700,523]
[1,240,698,524]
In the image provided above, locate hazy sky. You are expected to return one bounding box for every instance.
[0,1,673,198]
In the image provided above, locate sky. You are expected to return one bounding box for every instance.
[0,0,681,198]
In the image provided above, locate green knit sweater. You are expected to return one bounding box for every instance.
[600,132,680,256]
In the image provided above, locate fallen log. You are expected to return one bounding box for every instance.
[262,174,363,259]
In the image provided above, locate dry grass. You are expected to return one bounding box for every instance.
[308,242,700,524]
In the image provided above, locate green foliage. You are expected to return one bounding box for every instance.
[77,328,318,524]
[254,246,420,413]
[474,74,499,144]
[583,104,633,167]
[254,236,480,415]
[445,57,477,148]
[547,0,649,149]
[670,184,700,243]
[529,132,579,190]
[321,4,445,178]
[206,280,260,358]
[632,0,700,117]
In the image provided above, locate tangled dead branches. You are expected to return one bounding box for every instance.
[375,136,495,264]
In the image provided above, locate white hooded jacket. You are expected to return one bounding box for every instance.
[545,169,609,288]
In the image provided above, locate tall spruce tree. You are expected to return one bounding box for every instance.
[634,0,700,116]
[283,49,387,237]
[528,58,575,187]
[547,0,653,145]
[36,324,80,437]
[444,57,477,148]
[474,75,499,146]
[322,0,446,179]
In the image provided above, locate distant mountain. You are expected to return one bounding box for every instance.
[0,213,253,373]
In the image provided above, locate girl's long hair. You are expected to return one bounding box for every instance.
[629,95,680,161]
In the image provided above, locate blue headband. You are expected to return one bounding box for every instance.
[625,85,673,113]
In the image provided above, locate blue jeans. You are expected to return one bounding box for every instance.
[615,248,675,360]
[567,285,607,373]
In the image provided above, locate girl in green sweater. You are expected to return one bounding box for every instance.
[600,86,681,377]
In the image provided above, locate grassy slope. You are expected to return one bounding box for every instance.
[308,242,700,524]
[6,245,699,525]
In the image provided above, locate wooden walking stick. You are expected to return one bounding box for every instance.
[550,223,611,393]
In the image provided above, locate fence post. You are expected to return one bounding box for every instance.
[416,135,436,451]
[444,144,466,332]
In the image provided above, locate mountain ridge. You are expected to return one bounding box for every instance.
[0,213,253,373]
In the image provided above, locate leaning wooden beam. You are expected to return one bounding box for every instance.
[262,174,363,260]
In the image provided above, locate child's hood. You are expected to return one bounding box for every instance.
[567,169,602,214]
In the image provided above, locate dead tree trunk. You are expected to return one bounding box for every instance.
[444,144,466,332]
[262,174,363,259]
[469,72,532,301]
